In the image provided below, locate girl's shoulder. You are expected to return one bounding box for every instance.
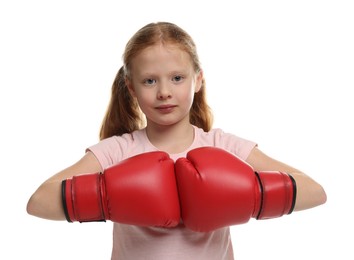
[87,128,152,169]
[193,126,257,161]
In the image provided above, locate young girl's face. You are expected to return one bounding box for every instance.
[126,43,202,128]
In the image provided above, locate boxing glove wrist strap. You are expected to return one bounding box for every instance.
[255,171,297,220]
[61,173,107,223]
[61,179,72,222]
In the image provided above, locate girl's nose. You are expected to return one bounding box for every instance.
[157,83,172,100]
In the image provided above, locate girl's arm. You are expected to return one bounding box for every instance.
[26,151,102,220]
[245,147,327,211]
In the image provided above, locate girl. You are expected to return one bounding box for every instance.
[27,22,327,259]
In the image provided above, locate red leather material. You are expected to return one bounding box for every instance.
[256,171,296,219]
[175,147,296,232]
[62,151,180,227]
[175,147,261,232]
[103,152,180,227]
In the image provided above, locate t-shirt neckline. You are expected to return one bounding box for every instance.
[140,125,199,157]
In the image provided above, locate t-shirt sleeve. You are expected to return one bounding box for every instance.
[214,129,257,161]
[86,135,131,170]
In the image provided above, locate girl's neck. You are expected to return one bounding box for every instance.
[145,122,194,154]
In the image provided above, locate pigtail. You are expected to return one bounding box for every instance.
[99,66,144,140]
[190,78,213,132]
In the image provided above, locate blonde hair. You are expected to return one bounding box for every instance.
[99,22,213,140]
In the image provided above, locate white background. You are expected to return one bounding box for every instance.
[1,0,353,259]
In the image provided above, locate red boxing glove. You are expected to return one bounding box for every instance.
[62,151,180,228]
[175,147,296,232]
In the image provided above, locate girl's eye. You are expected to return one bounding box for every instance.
[144,78,156,85]
[173,75,184,82]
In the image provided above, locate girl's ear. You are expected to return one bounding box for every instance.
[125,77,136,97]
[195,70,204,93]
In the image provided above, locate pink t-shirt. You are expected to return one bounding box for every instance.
[88,126,257,260]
